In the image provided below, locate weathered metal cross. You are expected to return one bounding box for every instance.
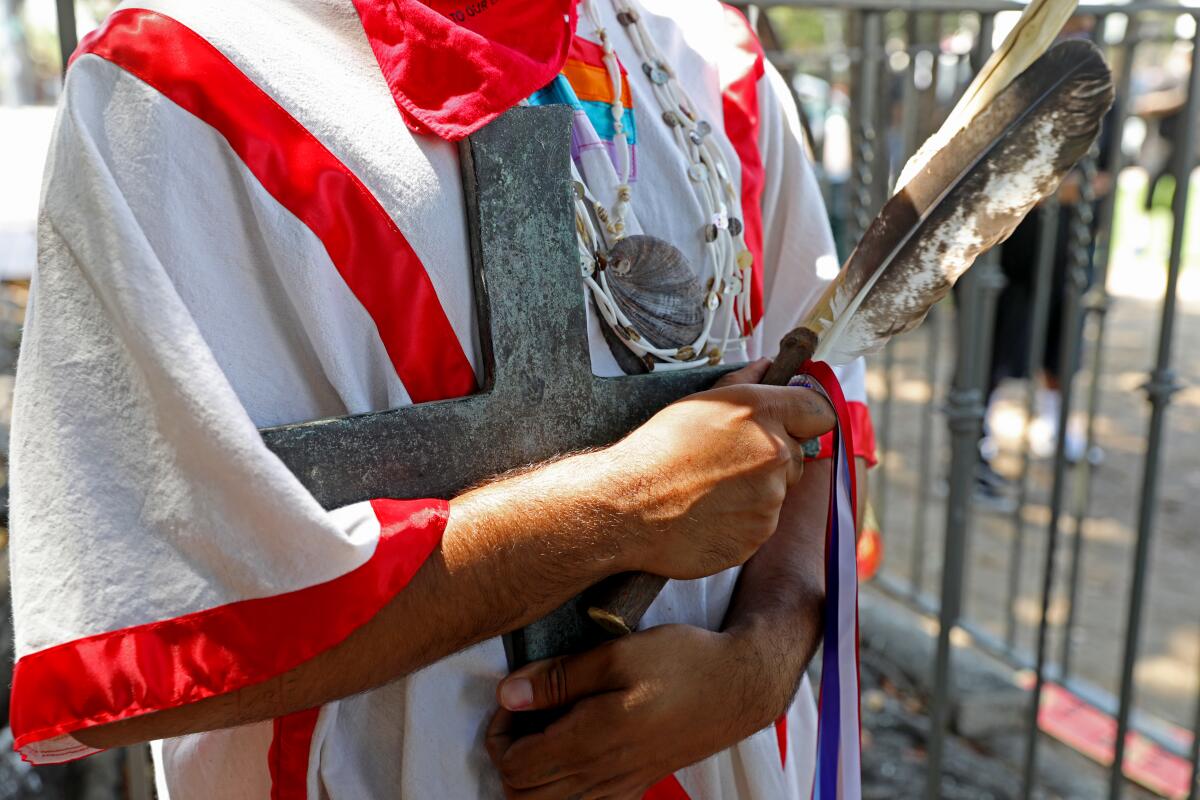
[259,105,740,666]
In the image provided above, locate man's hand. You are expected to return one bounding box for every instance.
[483,418,849,800]
[486,625,786,799]
[609,358,835,580]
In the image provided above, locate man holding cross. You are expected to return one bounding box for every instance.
[10,0,874,797]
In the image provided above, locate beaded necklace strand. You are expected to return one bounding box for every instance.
[573,0,754,371]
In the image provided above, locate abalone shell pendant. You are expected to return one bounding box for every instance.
[595,235,706,374]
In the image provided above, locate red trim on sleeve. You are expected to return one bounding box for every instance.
[270,707,321,800]
[719,5,767,332]
[71,9,477,404]
[10,499,447,762]
[815,401,877,467]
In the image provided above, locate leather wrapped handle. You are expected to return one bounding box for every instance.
[584,327,820,636]
[586,572,668,635]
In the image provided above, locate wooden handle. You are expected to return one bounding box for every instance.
[584,572,669,635]
[583,326,821,636]
[762,327,819,386]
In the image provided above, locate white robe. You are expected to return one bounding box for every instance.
[10,1,872,797]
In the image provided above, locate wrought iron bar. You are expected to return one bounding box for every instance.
[1107,23,1200,800]
[877,344,896,528]
[845,11,864,248]
[909,13,947,600]
[874,13,909,534]
[1065,18,1137,681]
[900,12,924,166]
[920,12,946,135]
[910,303,940,598]
[926,264,987,800]
[849,11,883,247]
[878,12,925,550]
[1056,151,1099,683]
[958,11,1003,628]
[872,12,893,208]
[960,8,997,406]
[877,570,1195,761]
[54,0,76,75]
[1004,199,1059,651]
[1020,171,1094,800]
[926,15,998,796]
[1061,20,1138,682]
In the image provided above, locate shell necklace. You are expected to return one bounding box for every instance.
[574,0,754,373]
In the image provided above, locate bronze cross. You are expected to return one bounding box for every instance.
[259,106,744,666]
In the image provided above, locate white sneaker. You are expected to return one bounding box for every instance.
[1028,388,1061,459]
[1029,387,1097,464]
[1063,424,1086,464]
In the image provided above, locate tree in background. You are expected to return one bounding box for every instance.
[1,0,120,105]
[1,0,35,105]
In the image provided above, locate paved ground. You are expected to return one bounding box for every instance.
[858,589,1161,800]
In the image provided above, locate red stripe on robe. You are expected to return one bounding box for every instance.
[11,499,447,760]
[645,774,692,800]
[720,5,768,332]
[776,714,789,768]
[70,8,478,405]
[270,707,322,800]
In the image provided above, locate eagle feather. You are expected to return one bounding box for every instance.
[808,40,1113,365]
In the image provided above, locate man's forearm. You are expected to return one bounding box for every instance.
[721,457,868,725]
[721,461,829,726]
[73,367,838,750]
[76,449,637,749]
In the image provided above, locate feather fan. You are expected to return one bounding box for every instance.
[806,39,1113,366]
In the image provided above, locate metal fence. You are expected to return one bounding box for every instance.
[737,1,1200,798]
[40,1,1200,799]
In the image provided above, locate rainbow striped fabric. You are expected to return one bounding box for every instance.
[528,36,639,179]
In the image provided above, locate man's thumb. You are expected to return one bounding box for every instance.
[497,651,607,711]
[767,385,837,441]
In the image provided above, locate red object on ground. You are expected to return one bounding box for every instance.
[1035,680,1195,799]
